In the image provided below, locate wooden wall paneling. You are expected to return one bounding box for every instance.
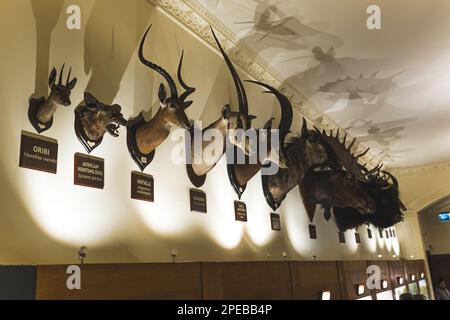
[201,261,293,300]
[403,259,419,283]
[337,261,371,300]
[428,254,450,286]
[368,260,393,299]
[289,261,342,300]
[36,263,202,300]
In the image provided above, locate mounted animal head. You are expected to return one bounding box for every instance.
[138,26,194,130]
[75,92,127,153]
[128,25,197,170]
[48,64,77,107]
[29,64,78,133]
[299,168,376,222]
[211,27,257,154]
[333,170,405,231]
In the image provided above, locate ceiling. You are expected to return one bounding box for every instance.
[195,0,450,168]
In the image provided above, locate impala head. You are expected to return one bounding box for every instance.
[139,26,195,131]
[84,92,127,137]
[48,64,77,107]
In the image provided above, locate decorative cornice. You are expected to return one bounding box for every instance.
[150,0,379,168]
[390,161,450,177]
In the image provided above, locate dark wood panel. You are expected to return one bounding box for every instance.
[36,263,202,300]
[428,254,450,287]
[201,262,293,300]
[403,259,419,283]
[388,260,406,288]
[290,261,342,300]
[337,261,371,300]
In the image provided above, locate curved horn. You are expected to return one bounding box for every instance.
[381,170,398,189]
[58,63,65,85]
[302,118,310,138]
[210,27,248,115]
[139,26,178,98]
[66,67,72,85]
[177,50,196,108]
[245,80,293,146]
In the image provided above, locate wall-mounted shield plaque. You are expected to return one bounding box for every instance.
[126,113,155,172]
[339,232,346,244]
[74,153,104,189]
[270,213,281,231]
[186,125,207,188]
[131,171,154,202]
[189,188,207,213]
[19,131,58,174]
[234,201,247,222]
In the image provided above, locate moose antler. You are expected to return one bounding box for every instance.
[139,25,178,99]
[210,27,248,116]
[177,50,196,109]
[313,127,370,181]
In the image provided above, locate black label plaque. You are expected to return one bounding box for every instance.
[19,131,58,174]
[339,232,346,244]
[270,213,281,231]
[131,171,154,202]
[74,153,104,189]
[379,229,383,238]
[234,201,247,222]
[189,188,207,213]
[367,228,373,239]
[309,224,317,239]
[355,232,361,243]
[385,230,390,238]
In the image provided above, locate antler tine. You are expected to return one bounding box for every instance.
[66,67,72,85]
[139,25,178,98]
[336,128,340,138]
[58,63,65,85]
[355,147,370,159]
[177,50,196,107]
[347,138,356,150]
[343,133,347,144]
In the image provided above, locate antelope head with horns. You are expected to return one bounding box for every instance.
[28,64,77,133]
[227,80,292,198]
[127,25,195,171]
[185,28,257,187]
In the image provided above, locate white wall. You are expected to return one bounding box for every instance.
[0,0,411,264]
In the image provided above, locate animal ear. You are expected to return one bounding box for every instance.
[67,77,77,90]
[222,104,231,119]
[301,118,308,138]
[84,92,99,105]
[263,118,274,130]
[183,101,193,109]
[158,83,167,103]
[48,67,57,88]
[248,114,257,121]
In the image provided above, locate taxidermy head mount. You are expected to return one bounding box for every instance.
[226,80,293,198]
[184,27,258,187]
[333,170,405,231]
[28,64,77,133]
[74,92,127,153]
[299,167,376,223]
[127,25,196,171]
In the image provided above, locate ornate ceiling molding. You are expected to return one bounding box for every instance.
[150,0,380,168]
